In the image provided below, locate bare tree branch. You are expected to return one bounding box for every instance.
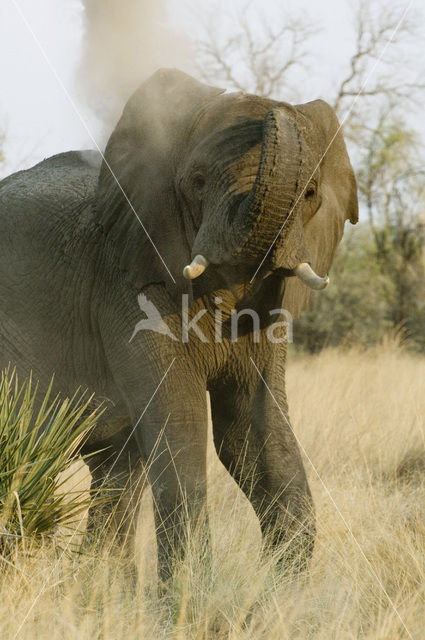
[195,3,318,99]
[332,0,424,116]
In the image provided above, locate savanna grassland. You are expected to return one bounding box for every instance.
[1,345,425,640]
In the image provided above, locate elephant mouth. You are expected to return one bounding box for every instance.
[183,255,329,290]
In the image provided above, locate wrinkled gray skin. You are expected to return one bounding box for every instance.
[0,70,358,580]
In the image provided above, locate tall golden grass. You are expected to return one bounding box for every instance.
[1,345,424,639]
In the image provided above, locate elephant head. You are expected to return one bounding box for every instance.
[96,69,357,313]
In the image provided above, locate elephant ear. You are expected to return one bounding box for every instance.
[282,99,358,318]
[96,68,225,302]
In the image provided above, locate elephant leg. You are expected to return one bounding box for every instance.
[133,371,209,584]
[84,435,145,558]
[209,356,315,572]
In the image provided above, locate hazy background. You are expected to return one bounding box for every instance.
[0,0,423,176]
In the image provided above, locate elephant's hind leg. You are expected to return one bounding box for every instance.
[83,434,146,561]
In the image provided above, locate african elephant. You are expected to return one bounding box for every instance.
[0,69,357,580]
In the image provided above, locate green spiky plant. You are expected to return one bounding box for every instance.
[0,368,103,554]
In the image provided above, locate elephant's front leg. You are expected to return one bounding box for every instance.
[133,363,209,583]
[209,343,315,572]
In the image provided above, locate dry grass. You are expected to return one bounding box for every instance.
[1,345,425,639]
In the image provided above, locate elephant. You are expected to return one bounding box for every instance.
[0,69,358,581]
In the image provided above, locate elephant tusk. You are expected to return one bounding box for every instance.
[294,262,329,290]
[183,255,209,280]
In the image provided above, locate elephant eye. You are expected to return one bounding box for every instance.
[305,186,316,199]
[192,172,206,193]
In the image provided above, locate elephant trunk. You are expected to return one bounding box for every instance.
[184,106,327,288]
[232,106,308,264]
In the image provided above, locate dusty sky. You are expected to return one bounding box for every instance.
[0,0,422,177]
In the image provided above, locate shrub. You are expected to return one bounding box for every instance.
[0,369,101,553]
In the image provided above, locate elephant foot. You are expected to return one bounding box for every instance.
[260,500,316,576]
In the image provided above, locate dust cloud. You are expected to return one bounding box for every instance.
[77,0,192,136]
